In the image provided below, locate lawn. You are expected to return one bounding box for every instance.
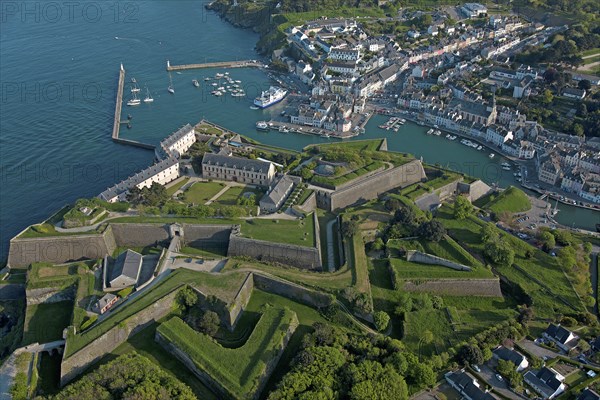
[22,301,73,345]
[351,234,372,296]
[213,185,264,206]
[166,177,190,196]
[403,309,454,356]
[195,122,224,136]
[157,306,297,399]
[481,186,531,214]
[183,181,226,205]
[240,217,315,247]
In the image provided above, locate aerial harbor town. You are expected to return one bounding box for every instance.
[1,0,600,399]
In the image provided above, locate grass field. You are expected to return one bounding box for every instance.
[213,185,264,206]
[390,258,493,280]
[480,186,531,214]
[107,323,218,400]
[240,217,315,247]
[183,181,226,205]
[351,234,372,296]
[65,269,246,357]
[223,259,352,292]
[22,301,73,345]
[435,207,583,317]
[157,306,297,399]
[166,177,190,196]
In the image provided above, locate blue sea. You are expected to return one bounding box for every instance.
[1,1,597,260]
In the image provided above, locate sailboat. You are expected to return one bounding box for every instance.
[130,80,140,93]
[127,91,141,106]
[167,73,175,94]
[143,87,154,103]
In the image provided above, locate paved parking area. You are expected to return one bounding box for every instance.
[518,339,562,359]
[477,363,517,399]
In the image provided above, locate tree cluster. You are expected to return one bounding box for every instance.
[53,353,196,400]
[127,182,169,207]
[268,323,440,400]
[480,224,514,266]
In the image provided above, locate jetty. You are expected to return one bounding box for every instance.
[166,59,263,71]
[112,63,125,140]
[111,63,155,151]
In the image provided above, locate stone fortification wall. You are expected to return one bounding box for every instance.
[155,311,299,400]
[322,160,427,211]
[26,287,75,306]
[458,180,492,202]
[296,191,317,213]
[226,273,254,330]
[109,223,171,247]
[403,278,503,297]
[60,289,179,386]
[414,179,461,211]
[252,273,332,308]
[7,233,114,268]
[406,250,472,271]
[182,224,233,252]
[228,236,321,270]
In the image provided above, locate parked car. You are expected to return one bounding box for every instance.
[495,374,503,381]
[473,365,481,372]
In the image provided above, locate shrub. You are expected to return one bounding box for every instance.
[117,287,134,298]
[374,311,390,332]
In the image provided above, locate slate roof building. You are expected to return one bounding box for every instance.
[92,293,118,315]
[578,389,600,400]
[98,157,180,203]
[202,153,275,186]
[543,323,579,352]
[110,249,143,288]
[524,367,566,399]
[445,370,498,400]
[492,346,529,371]
[259,175,301,214]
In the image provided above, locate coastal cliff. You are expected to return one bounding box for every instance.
[205,0,286,54]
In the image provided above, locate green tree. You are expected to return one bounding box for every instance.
[458,344,484,365]
[484,239,515,266]
[342,219,360,238]
[542,89,554,104]
[177,286,198,309]
[374,311,390,332]
[454,195,473,219]
[480,223,499,243]
[539,231,556,252]
[199,311,220,336]
[578,79,592,91]
[410,363,436,387]
[416,220,446,242]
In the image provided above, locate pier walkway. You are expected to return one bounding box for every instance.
[166,59,263,71]
[111,63,155,151]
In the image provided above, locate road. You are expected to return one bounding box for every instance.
[477,363,526,399]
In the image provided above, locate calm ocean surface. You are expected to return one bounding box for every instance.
[0,1,596,260]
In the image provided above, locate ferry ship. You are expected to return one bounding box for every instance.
[254,86,287,108]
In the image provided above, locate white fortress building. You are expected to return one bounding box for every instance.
[156,124,196,159]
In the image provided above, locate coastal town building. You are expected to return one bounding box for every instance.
[202,153,275,186]
[543,323,579,352]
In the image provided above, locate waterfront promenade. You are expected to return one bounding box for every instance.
[166,59,263,71]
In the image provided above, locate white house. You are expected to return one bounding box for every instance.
[492,346,529,372]
[543,323,579,352]
[485,125,513,146]
[157,124,196,159]
[524,368,566,399]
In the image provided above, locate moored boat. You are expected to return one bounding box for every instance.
[256,121,269,131]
